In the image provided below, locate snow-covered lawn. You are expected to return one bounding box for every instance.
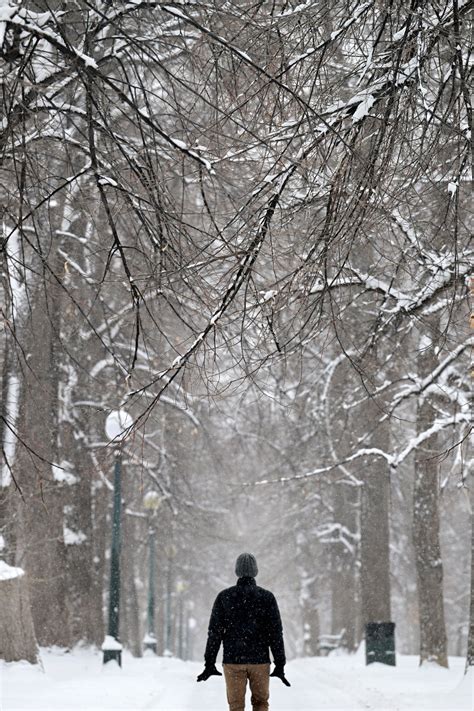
[0,647,471,711]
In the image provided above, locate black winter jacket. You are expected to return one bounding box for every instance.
[204,577,286,667]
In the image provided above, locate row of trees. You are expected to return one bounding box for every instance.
[0,0,472,668]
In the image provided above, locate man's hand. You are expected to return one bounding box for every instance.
[270,665,291,687]
[196,664,223,682]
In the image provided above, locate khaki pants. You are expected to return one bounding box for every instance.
[223,663,270,711]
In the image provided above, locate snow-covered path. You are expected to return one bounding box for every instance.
[1,648,471,711]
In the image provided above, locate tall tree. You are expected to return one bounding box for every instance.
[413,322,449,667]
[13,233,71,647]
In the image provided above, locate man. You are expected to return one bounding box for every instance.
[197,553,290,711]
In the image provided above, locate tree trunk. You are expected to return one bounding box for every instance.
[14,261,71,648]
[60,289,103,646]
[63,437,101,646]
[356,351,392,628]
[301,573,320,656]
[0,563,39,663]
[360,463,392,625]
[121,512,143,657]
[330,484,359,651]
[0,352,20,567]
[326,359,363,649]
[413,330,448,668]
[465,470,473,669]
[1,229,25,564]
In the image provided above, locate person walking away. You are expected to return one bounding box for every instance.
[197,553,290,711]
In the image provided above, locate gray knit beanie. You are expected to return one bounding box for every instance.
[235,553,258,578]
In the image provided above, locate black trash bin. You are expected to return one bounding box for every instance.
[365,621,396,666]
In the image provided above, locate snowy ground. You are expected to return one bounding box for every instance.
[0,647,471,711]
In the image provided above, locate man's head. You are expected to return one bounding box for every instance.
[235,552,258,578]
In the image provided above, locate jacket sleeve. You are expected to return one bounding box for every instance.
[267,593,286,667]
[204,593,224,666]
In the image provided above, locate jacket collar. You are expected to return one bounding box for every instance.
[237,576,256,586]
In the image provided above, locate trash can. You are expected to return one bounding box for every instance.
[365,621,396,666]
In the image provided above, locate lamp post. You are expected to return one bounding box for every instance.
[102,409,133,667]
[143,491,162,654]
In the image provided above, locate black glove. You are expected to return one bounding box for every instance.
[197,664,223,682]
[270,665,291,687]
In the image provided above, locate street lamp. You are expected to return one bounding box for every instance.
[143,491,162,654]
[102,409,133,667]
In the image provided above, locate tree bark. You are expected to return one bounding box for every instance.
[60,255,104,646]
[465,471,473,669]
[63,437,102,646]
[413,329,448,668]
[301,573,320,656]
[360,463,392,625]
[0,564,39,663]
[355,351,392,628]
[0,348,19,567]
[1,231,24,564]
[330,484,359,650]
[326,358,363,649]
[14,261,71,648]
[120,511,143,657]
